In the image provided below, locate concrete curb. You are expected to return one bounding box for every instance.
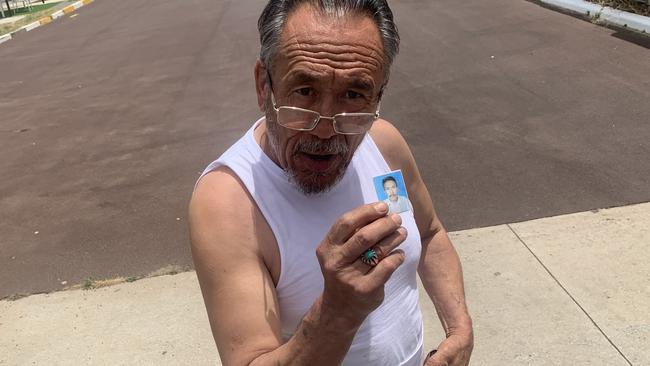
[0,33,12,44]
[600,6,650,32]
[539,0,650,34]
[541,0,604,17]
[2,0,94,43]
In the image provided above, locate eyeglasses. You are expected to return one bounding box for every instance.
[269,92,381,136]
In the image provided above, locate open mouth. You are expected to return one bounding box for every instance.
[305,153,335,161]
[298,152,340,172]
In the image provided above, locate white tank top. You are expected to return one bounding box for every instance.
[201,118,424,365]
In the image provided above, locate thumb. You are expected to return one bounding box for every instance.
[423,349,445,366]
[424,347,454,366]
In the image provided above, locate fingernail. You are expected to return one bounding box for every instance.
[375,202,388,213]
[391,213,402,224]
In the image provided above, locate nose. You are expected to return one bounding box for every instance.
[309,116,338,139]
[309,95,338,139]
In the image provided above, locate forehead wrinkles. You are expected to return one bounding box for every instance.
[277,5,386,75]
[282,40,383,72]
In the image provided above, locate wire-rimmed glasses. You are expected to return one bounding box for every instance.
[270,93,380,135]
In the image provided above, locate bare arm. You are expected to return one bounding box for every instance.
[189,167,406,366]
[370,120,473,365]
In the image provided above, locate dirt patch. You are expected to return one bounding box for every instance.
[2,264,192,301]
[68,264,191,291]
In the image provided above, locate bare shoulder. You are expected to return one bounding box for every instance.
[190,167,261,258]
[368,118,413,171]
[189,165,279,284]
[190,166,250,221]
[370,119,417,174]
[188,166,282,365]
[190,166,255,227]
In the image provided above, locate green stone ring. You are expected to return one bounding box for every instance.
[360,248,379,266]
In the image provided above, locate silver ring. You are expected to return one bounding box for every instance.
[360,248,379,266]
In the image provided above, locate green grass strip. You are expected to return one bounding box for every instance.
[1,2,58,19]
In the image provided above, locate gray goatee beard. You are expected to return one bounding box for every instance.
[265,117,351,195]
[288,137,350,195]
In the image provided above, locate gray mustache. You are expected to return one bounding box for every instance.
[293,138,349,155]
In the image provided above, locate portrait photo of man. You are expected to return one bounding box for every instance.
[374,170,413,214]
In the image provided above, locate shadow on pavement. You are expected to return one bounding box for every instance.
[610,28,650,49]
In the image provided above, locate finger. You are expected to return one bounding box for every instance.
[343,213,402,260]
[425,346,453,366]
[363,249,405,285]
[327,202,389,244]
[432,337,472,366]
[424,349,444,366]
[425,358,448,366]
[425,349,437,361]
[351,226,407,271]
[424,354,448,366]
[374,226,407,259]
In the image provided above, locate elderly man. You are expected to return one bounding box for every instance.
[189,1,473,365]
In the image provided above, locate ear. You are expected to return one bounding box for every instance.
[254,60,268,111]
[378,75,389,101]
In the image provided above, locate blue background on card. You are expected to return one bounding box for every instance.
[373,170,408,201]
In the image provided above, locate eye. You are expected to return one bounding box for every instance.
[294,87,314,97]
[345,90,365,99]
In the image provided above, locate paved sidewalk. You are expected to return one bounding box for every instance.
[2,203,648,365]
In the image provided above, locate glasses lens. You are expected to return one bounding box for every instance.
[277,107,319,130]
[335,114,376,134]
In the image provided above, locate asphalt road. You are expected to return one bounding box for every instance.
[1,0,649,299]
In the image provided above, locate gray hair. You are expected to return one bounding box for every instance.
[258,0,400,74]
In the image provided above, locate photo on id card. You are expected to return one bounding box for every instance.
[372,169,412,214]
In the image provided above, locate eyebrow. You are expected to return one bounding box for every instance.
[348,79,374,92]
[285,71,376,93]
[284,71,320,86]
